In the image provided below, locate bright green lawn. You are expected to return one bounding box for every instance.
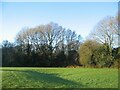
[0,67,118,88]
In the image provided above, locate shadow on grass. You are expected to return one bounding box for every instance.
[2,69,86,88]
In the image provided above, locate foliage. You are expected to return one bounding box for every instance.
[79,40,119,68]
[79,40,100,67]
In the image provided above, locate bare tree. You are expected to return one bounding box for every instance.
[65,29,81,53]
[90,16,118,48]
[89,16,119,64]
[15,22,82,66]
[16,27,34,55]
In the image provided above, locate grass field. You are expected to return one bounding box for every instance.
[0,67,118,88]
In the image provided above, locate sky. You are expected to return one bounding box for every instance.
[0,2,118,43]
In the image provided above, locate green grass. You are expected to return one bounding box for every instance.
[0,67,118,88]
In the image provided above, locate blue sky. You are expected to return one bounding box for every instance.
[0,2,118,42]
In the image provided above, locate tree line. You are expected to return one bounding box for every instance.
[2,22,82,67]
[1,15,120,68]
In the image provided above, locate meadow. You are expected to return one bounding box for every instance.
[1,67,118,88]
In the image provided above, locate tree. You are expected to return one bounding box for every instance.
[93,44,114,68]
[79,40,100,67]
[67,50,79,66]
[79,39,115,68]
[112,47,120,68]
[2,40,15,66]
[15,22,82,67]
[89,16,119,66]
[90,16,118,47]
[65,29,82,53]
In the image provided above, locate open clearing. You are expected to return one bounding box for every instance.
[0,67,118,88]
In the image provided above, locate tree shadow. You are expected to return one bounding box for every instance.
[2,69,86,88]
